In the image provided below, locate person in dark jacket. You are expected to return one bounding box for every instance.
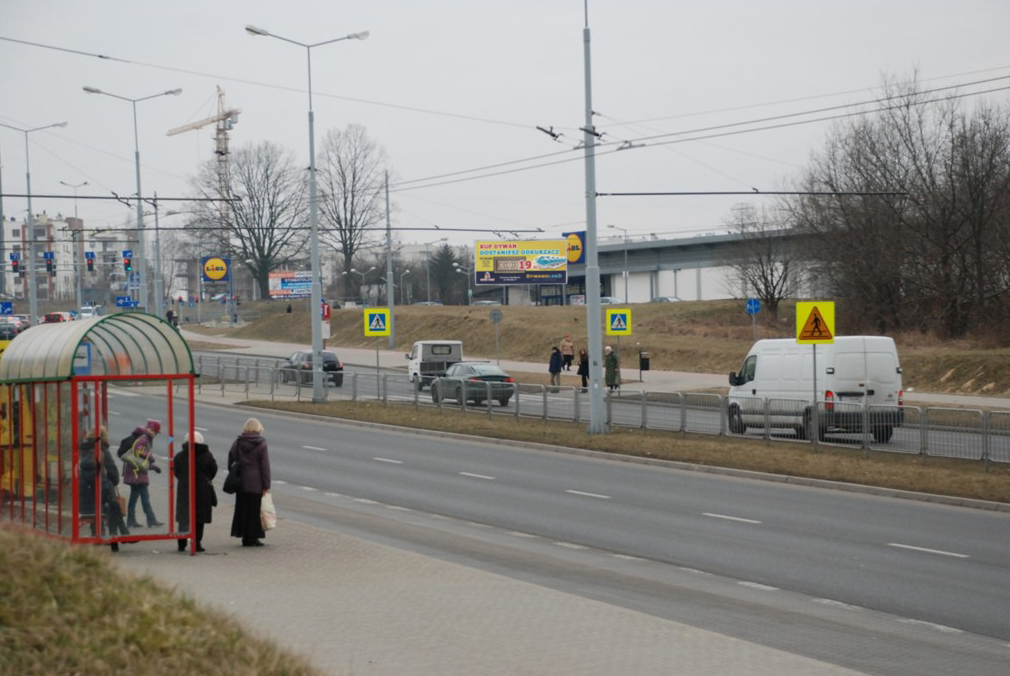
[79,426,130,551]
[576,348,590,390]
[175,431,218,553]
[228,417,271,547]
[549,346,563,392]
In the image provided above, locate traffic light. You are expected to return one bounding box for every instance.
[45,258,54,275]
[11,259,19,275]
[86,258,94,273]
[123,256,133,273]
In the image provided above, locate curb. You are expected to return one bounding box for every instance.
[199,394,1010,514]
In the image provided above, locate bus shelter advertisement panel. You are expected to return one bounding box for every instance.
[475,239,568,285]
[269,270,312,299]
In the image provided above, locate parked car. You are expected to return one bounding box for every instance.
[79,306,102,318]
[280,350,344,386]
[430,361,515,407]
[1,317,23,333]
[13,314,31,329]
[650,296,680,303]
[43,311,73,323]
[599,296,625,305]
[470,300,501,306]
[0,323,17,340]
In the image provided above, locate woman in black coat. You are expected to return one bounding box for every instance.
[228,417,271,547]
[80,426,130,550]
[174,431,218,553]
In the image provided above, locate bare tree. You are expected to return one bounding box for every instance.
[317,124,390,299]
[722,204,801,322]
[788,76,1010,337]
[187,141,309,300]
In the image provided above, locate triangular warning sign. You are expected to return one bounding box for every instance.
[369,313,386,331]
[610,314,627,330]
[798,306,832,341]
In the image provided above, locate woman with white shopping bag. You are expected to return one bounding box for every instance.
[227,418,272,547]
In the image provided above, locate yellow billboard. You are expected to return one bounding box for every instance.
[475,239,568,285]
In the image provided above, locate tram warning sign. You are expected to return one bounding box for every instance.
[796,301,835,344]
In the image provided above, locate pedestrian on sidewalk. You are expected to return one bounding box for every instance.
[604,346,621,391]
[175,431,218,553]
[228,418,271,548]
[549,346,563,392]
[560,334,575,371]
[577,348,589,390]
[122,420,163,528]
[79,426,130,550]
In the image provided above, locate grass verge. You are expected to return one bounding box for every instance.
[242,399,1010,505]
[0,527,324,676]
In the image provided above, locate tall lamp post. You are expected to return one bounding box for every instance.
[61,180,88,313]
[342,266,376,304]
[83,85,181,314]
[453,262,472,304]
[0,121,68,324]
[607,224,629,301]
[399,269,411,305]
[422,237,448,303]
[246,24,369,403]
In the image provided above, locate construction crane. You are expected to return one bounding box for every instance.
[167,86,240,216]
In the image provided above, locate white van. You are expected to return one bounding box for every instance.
[406,340,463,390]
[727,336,903,442]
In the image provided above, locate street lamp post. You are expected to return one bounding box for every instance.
[246,24,369,404]
[0,121,69,324]
[83,85,181,314]
[400,269,410,306]
[453,262,472,304]
[607,224,629,301]
[423,237,448,304]
[342,266,376,304]
[60,180,88,313]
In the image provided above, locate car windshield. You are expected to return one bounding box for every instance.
[470,364,508,376]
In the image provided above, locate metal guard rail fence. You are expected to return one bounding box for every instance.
[193,356,1008,470]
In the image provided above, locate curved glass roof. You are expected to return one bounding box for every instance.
[0,312,195,382]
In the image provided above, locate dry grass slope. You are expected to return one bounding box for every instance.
[0,528,324,676]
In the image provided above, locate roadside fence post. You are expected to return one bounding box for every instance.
[640,390,648,429]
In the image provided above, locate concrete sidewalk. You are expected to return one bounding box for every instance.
[116,490,870,676]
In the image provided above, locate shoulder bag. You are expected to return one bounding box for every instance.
[222,459,243,495]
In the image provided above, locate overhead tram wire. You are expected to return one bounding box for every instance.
[389,83,1010,193]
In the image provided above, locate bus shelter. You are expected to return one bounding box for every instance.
[0,312,197,553]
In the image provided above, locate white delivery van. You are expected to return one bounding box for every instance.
[406,340,463,390]
[727,336,903,442]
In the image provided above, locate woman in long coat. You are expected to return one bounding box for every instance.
[604,345,621,391]
[228,418,271,547]
[175,431,218,553]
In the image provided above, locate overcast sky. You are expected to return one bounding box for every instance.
[2,0,1008,252]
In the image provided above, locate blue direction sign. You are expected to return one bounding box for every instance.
[115,296,132,308]
[8,253,20,261]
[745,298,761,315]
[0,302,12,315]
[43,251,54,260]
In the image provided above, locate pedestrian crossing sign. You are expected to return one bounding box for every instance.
[605,308,632,336]
[796,301,834,344]
[364,308,391,337]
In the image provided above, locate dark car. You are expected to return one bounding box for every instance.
[280,350,344,387]
[0,323,17,340]
[431,361,515,407]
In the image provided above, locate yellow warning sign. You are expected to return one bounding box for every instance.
[796,301,835,344]
[364,308,391,337]
[605,308,632,336]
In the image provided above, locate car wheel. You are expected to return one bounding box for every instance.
[431,386,440,404]
[728,405,746,434]
[872,425,894,443]
[803,409,826,442]
[473,397,485,406]
[497,396,510,407]
[333,374,343,387]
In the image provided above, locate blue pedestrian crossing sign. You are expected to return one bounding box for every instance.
[364,308,391,337]
[605,308,632,336]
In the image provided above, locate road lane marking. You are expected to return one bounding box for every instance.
[273,480,288,485]
[459,472,495,480]
[738,581,778,591]
[324,492,342,497]
[507,531,536,538]
[354,498,378,505]
[108,389,140,397]
[299,486,316,492]
[897,618,963,634]
[813,599,863,611]
[703,512,762,524]
[888,543,969,559]
[302,445,326,451]
[554,542,588,550]
[612,554,646,562]
[374,457,403,464]
[565,489,610,499]
[109,411,121,416]
[194,426,209,432]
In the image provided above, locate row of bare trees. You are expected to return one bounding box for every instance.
[727,77,1010,338]
[181,124,389,301]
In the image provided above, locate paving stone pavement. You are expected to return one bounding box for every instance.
[110,500,872,676]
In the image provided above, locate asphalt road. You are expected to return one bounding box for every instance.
[107,387,1010,676]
